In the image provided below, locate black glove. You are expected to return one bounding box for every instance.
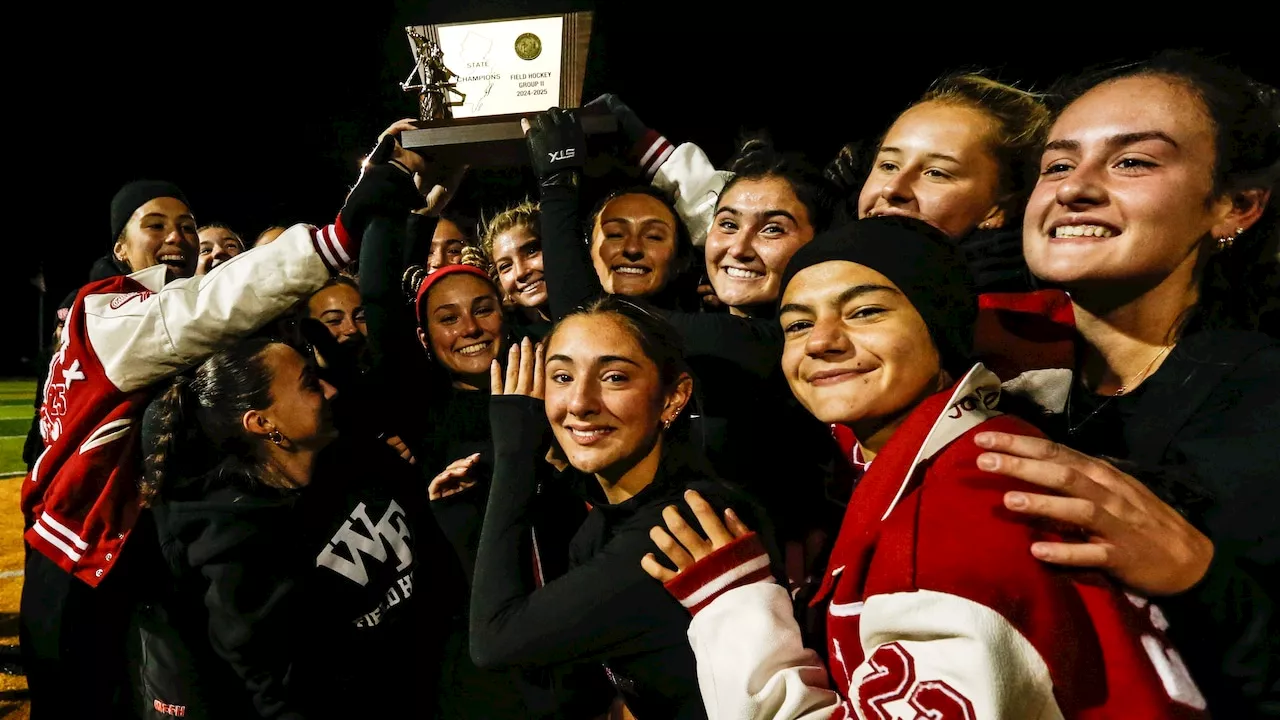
[525,108,586,184]
[338,162,424,242]
[585,93,647,146]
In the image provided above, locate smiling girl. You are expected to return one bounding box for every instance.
[640,217,1208,719]
[468,298,782,719]
[975,52,1280,715]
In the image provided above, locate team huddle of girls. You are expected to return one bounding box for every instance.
[20,50,1278,719]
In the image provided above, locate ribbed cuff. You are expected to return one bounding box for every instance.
[312,215,354,273]
[663,532,774,616]
[632,130,674,180]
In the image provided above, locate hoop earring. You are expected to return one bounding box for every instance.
[268,430,284,447]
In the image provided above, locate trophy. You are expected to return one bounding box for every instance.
[399,12,615,167]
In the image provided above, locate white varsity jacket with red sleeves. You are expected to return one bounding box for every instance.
[22,221,353,587]
[663,365,1211,720]
[631,131,732,247]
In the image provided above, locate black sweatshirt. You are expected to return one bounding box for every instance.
[147,436,429,719]
[537,183,833,544]
[1049,329,1279,717]
[469,394,784,720]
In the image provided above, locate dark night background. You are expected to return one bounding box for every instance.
[7,2,1275,375]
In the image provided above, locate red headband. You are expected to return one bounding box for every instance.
[414,263,496,322]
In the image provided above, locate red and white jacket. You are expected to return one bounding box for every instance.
[663,365,1209,719]
[630,131,732,247]
[23,222,354,587]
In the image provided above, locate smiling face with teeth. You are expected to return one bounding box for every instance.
[419,273,506,390]
[544,312,692,493]
[705,176,815,312]
[491,224,548,312]
[113,197,199,278]
[590,193,681,299]
[1024,75,1236,289]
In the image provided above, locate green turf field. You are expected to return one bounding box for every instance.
[0,379,36,477]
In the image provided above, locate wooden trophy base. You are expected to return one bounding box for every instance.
[401,110,617,168]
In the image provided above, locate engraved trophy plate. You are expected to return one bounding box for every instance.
[399,11,614,167]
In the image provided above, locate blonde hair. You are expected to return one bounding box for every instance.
[480,200,540,265]
[915,73,1051,212]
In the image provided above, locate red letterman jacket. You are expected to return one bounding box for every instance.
[663,365,1209,719]
[22,222,352,587]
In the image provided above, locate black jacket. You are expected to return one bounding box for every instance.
[1051,329,1279,717]
[468,395,784,720]
[143,437,428,719]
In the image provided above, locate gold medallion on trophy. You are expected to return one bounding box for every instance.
[514,32,542,60]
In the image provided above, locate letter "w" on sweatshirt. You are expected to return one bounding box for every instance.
[316,501,413,586]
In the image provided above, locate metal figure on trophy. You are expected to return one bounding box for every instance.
[402,29,466,121]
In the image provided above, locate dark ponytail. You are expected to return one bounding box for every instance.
[141,338,278,505]
[140,375,196,506]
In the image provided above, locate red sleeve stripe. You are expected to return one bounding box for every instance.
[679,554,771,613]
[33,523,82,562]
[40,512,88,550]
[663,532,775,615]
[645,144,675,179]
[312,219,354,272]
[635,132,674,179]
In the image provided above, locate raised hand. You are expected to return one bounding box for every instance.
[975,431,1214,596]
[640,490,753,583]
[489,337,545,399]
[521,108,587,182]
[428,452,481,500]
[384,435,416,465]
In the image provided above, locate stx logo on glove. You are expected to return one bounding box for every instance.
[548,148,577,163]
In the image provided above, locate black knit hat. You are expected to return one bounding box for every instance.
[109,180,190,246]
[779,216,977,377]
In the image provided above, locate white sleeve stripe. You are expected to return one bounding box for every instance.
[314,227,342,270]
[645,144,675,178]
[639,135,669,166]
[34,521,85,561]
[40,512,88,549]
[680,554,771,609]
[325,224,352,264]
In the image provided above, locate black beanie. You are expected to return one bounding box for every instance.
[109,180,190,247]
[779,216,978,377]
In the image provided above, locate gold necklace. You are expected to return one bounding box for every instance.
[1066,344,1173,435]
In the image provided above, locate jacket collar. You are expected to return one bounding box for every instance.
[129,263,171,292]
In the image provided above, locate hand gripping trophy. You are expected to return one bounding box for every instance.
[402,29,466,121]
